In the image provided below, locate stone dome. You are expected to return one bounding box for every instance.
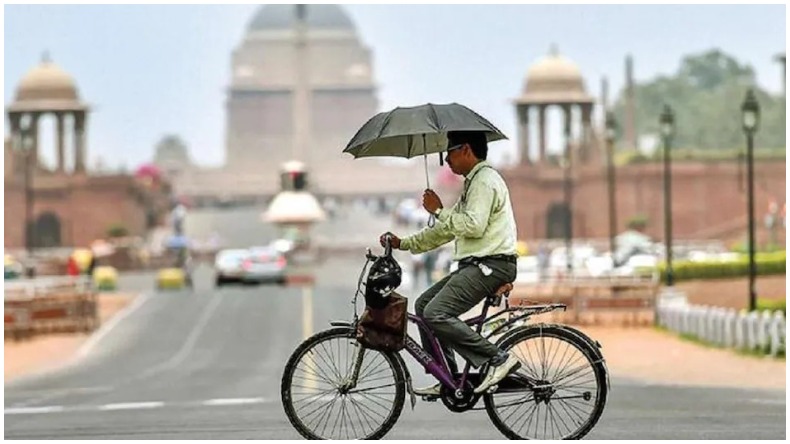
[15,56,80,102]
[517,46,593,104]
[247,4,355,32]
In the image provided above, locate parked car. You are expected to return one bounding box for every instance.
[243,246,287,285]
[214,248,251,287]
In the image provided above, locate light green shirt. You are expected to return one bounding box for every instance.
[400,161,518,261]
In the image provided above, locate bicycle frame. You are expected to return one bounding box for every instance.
[352,247,566,394]
[402,298,566,393]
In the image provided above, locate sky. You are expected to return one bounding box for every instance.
[4,4,786,171]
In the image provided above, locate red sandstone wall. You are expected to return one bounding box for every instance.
[4,175,153,248]
[502,160,786,247]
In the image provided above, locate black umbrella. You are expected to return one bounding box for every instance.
[344,102,508,189]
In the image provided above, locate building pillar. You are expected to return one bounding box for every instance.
[56,112,65,172]
[29,114,40,171]
[517,105,530,165]
[581,103,593,163]
[563,104,572,166]
[7,113,21,177]
[74,112,86,173]
[538,105,547,162]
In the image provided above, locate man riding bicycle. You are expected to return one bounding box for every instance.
[380,130,520,396]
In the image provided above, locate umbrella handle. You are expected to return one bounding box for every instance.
[423,134,436,228]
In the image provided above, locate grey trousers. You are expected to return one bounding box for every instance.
[415,258,517,371]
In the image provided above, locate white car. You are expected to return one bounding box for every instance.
[243,246,287,285]
[214,249,250,286]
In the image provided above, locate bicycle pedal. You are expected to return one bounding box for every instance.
[421,395,439,402]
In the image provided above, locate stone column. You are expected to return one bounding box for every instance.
[56,113,65,172]
[538,105,547,162]
[516,105,530,165]
[563,104,572,167]
[6,113,21,177]
[74,112,86,173]
[29,114,40,171]
[581,103,593,163]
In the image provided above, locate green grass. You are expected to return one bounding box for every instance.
[756,298,786,315]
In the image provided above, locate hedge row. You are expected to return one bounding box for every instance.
[655,251,786,282]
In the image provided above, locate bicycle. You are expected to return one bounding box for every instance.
[281,240,610,440]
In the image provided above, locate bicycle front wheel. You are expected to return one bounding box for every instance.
[281,327,406,440]
[484,324,608,440]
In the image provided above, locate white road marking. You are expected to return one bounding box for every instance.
[302,287,317,393]
[5,397,274,415]
[5,406,65,415]
[202,397,266,406]
[302,286,313,340]
[749,398,785,405]
[98,401,165,411]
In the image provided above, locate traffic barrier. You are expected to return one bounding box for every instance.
[510,277,659,325]
[4,276,98,340]
[285,274,315,286]
[657,298,785,357]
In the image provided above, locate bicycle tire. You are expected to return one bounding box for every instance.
[484,324,609,440]
[281,327,406,440]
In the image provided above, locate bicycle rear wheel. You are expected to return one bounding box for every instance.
[484,324,608,440]
[281,327,406,440]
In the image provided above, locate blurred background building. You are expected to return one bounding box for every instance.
[501,49,786,247]
[4,55,171,249]
[162,4,433,204]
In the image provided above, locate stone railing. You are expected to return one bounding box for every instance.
[656,294,785,357]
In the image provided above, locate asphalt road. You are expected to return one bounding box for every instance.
[5,207,786,439]
[5,258,786,440]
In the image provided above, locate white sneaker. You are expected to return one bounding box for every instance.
[474,355,521,394]
[413,383,442,397]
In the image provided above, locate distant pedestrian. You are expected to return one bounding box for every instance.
[67,255,80,277]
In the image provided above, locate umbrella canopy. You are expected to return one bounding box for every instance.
[343,103,507,159]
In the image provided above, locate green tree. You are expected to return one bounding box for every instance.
[613,49,785,152]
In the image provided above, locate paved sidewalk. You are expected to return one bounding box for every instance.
[581,325,785,390]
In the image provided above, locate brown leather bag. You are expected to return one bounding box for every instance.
[356,292,408,352]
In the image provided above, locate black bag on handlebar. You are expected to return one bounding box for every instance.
[356,292,408,352]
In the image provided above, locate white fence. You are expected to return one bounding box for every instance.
[656,297,786,357]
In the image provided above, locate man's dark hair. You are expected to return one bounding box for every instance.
[447,130,488,160]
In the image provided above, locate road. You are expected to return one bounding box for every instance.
[5,207,786,439]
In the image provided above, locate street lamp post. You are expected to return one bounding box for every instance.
[605,112,618,260]
[563,116,573,276]
[23,128,34,249]
[741,89,760,312]
[659,105,675,287]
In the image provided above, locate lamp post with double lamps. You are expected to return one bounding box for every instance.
[659,105,675,287]
[605,111,618,261]
[741,89,760,312]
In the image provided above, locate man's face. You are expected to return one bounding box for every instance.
[445,143,470,175]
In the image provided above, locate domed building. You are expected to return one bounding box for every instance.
[5,55,171,250]
[502,50,785,248]
[513,46,596,165]
[7,54,89,174]
[206,4,430,198]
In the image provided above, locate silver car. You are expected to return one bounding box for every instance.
[214,249,250,287]
[242,246,287,285]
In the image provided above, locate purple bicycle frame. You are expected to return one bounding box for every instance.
[403,308,492,392]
